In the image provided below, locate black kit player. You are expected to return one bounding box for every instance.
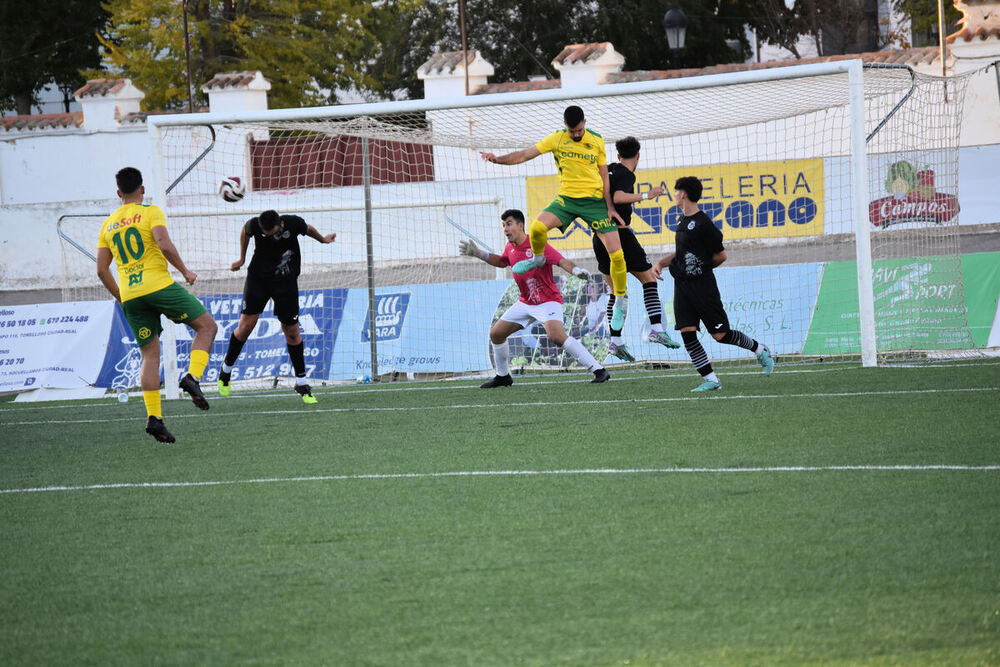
[594,136,681,362]
[218,210,336,403]
[653,176,775,392]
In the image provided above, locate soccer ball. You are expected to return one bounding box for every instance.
[219,176,245,202]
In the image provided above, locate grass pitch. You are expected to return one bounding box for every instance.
[2,362,999,665]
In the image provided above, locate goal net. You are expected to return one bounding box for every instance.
[63,60,978,393]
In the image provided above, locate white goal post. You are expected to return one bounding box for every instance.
[138,59,975,395]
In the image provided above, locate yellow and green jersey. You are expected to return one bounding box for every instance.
[535,128,607,199]
[97,203,175,302]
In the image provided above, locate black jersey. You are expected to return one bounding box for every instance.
[245,214,308,280]
[669,210,725,281]
[607,162,636,225]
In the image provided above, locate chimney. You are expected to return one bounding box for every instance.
[73,79,145,131]
[201,71,271,113]
[417,50,495,98]
[552,43,625,88]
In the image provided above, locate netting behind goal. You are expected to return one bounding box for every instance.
[103,61,977,390]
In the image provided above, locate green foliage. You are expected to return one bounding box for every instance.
[0,0,106,115]
[93,0,375,111]
[893,0,962,47]
[368,0,751,101]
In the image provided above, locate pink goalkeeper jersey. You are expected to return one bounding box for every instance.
[501,238,564,306]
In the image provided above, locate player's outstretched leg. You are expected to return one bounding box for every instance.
[605,295,634,361]
[559,335,609,383]
[512,219,550,274]
[287,341,317,404]
[718,330,774,376]
[145,416,176,443]
[218,333,247,397]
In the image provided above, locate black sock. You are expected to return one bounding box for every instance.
[642,281,662,326]
[224,333,246,367]
[719,330,758,353]
[607,294,622,337]
[288,341,306,377]
[681,330,714,377]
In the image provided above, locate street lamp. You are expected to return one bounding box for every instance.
[663,8,688,69]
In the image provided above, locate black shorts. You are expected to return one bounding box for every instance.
[242,273,300,324]
[673,274,730,333]
[592,226,652,275]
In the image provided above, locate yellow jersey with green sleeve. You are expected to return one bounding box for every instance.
[97,203,175,302]
[535,128,607,199]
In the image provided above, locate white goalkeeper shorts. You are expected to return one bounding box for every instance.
[499,300,564,328]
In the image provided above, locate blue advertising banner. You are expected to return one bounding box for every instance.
[171,287,349,384]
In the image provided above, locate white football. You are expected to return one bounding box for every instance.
[219,176,245,202]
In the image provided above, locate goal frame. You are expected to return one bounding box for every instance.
[148,59,875,397]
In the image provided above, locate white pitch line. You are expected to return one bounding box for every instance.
[3,386,998,426]
[2,465,998,495]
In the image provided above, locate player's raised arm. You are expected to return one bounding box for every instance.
[557,257,591,280]
[459,239,506,268]
[306,224,336,244]
[231,225,249,271]
[151,225,197,284]
[480,145,541,165]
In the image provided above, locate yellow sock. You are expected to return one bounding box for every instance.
[188,349,209,380]
[143,390,162,419]
[609,248,627,297]
[529,219,549,256]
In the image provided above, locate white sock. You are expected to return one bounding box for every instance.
[221,362,233,373]
[493,340,510,376]
[562,336,601,372]
[651,323,664,332]
[295,376,309,386]
[611,335,624,345]
[705,371,720,383]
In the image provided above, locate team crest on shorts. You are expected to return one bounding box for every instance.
[138,326,151,339]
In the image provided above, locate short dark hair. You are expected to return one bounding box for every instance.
[259,210,281,230]
[674,176,703,203]
[501,209,525,225]
[115,167,142,195]
[615,136,640,160]
[563,105,585,127]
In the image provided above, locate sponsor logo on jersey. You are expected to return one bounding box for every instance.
[362,292,410,342]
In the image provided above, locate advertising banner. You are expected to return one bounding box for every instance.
[0,301,126,392]
[803,252,1000,354]
[526,159,826,251]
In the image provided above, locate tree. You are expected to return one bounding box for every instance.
[0,0,107,115]
[893,0,961,47]
[92,0,377,111]
[366,0,749,101]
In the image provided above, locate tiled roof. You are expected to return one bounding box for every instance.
[473,80,560,95]
[604,47,946,84]
[947,0,1000,42]
[420,50,478,75]
[0,112,84,132]
[202,71,269,90]
[552,42,612,66]
[73,79,129,98]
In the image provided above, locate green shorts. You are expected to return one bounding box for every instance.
[122,282,208,347]
[543,195,616,234]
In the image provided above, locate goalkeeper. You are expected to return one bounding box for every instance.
[480,105,631,332]
[459,209,610,387]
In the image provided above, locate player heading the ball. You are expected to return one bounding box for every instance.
[218,210,336,403]
[480,105,631,332]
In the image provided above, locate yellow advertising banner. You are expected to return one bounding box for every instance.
[525,159,826,250]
